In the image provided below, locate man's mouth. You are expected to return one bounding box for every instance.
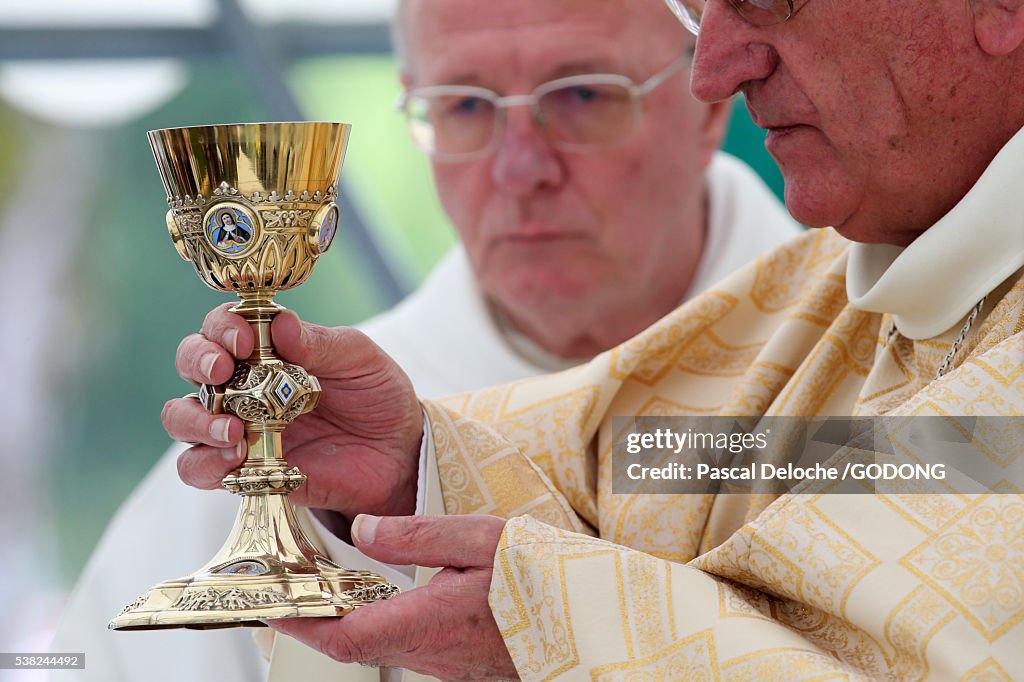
[765,124,803,141]
[495,223,587,243]
[745,101,814,149]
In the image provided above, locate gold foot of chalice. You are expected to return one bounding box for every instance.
[109,122,398,630]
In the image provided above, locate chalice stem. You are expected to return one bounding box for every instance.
[233,292,282,364]
[228,293,315,471]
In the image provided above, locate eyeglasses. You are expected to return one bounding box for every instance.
[665,0,811,35]
[396,53,690,162]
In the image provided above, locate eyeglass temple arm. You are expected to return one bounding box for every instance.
[635,51,693,96]
[394,90,539,112]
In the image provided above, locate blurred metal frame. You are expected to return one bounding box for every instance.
[0,0,407,305]
[0,26,392,61]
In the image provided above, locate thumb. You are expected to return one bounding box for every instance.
[270,309,383,378]
[352,515,505,569]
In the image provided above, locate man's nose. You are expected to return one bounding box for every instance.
[490,107,565,195]
[689,1,778,103]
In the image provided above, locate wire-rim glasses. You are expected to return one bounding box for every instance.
[396,52,690,162]
[665,0,811,35]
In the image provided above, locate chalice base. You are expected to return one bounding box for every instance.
[109,489,398,630]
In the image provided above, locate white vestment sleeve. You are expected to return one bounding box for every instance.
[297,416,433,584]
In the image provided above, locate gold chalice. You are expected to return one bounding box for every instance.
[110,122,398,630]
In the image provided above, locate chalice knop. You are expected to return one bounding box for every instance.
[110,122,399,630]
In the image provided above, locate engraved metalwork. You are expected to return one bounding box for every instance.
[222,466,306,495]
[110,123,399,632]
[172,587,288,611]
[345,584,401,604]
[118,596,148,617]
[211,360,319,427]
[264,209,314,228]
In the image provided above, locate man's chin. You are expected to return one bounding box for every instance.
[778,164,864,235]
[830,223,923,247]
[494,274,600,308]
[780,188,839,233]
[784,206,923,246]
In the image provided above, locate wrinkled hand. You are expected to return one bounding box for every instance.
[268,514,517,681]
[162,303,423,520]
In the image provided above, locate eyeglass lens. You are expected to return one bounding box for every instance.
[539,83,637,147]
[667,0,799,32]
[406,94,496,158]
[406,80,639,158]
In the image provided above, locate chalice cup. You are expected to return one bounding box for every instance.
[110,122,399,630]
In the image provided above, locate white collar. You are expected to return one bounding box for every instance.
[846,126,1024,339]
[491,303,588,373]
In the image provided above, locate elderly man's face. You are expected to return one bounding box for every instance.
[690,1,1009,246]
[403,0,728,325]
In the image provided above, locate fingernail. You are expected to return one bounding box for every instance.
[220,442,243,463]
[210,417,231,444]
[225,328,240,357]
[352,515,379,545]
[201,352,219,380]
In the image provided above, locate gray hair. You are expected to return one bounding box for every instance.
[389,0,694,75]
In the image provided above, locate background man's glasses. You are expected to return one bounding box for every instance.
[665,0,811,35]
[396,53,690,162]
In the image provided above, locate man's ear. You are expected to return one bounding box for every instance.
[399,70,414,91]
[972,0,1024,57]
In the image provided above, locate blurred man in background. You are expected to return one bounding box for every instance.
[51,0,796,679]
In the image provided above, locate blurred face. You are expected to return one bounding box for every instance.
[690,0,1008,245]
[402,0,729,319]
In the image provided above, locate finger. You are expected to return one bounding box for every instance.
[271,311,386,379]
[199,302,253,359]
[174,334,236,385]
[176,443,247,490]
[351,515,506,569]
[162,397,244,446]
[267,585,439,666]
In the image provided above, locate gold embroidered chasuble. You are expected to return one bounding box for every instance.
[421,226,1024,680]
